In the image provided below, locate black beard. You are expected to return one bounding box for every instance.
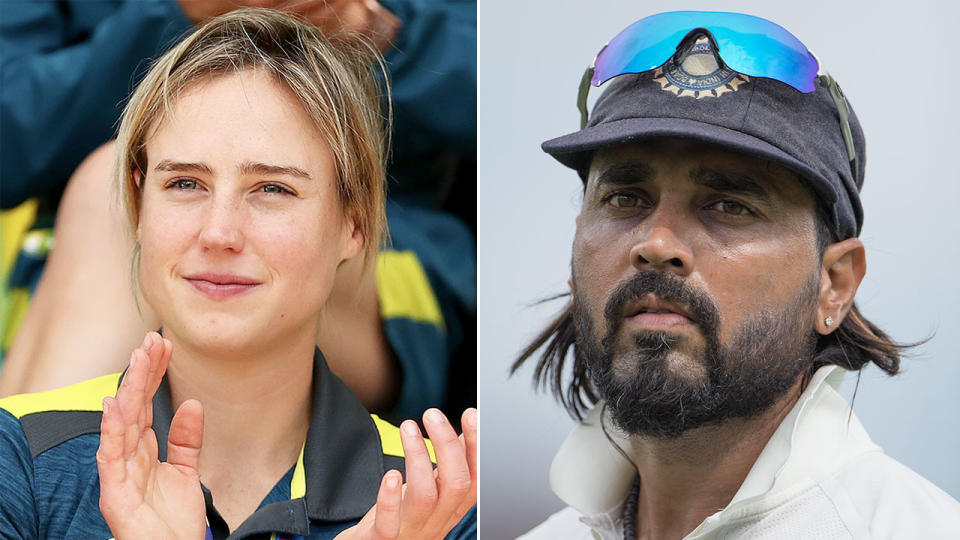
[572,270,819,439]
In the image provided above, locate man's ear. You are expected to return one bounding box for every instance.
[567,277,573,292]
[816,237,866,334]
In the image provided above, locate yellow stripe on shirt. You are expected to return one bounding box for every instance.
[0,372,121,418]
[372,414,436,462]
[288,415,436,501]
[290,444,307,499]
[375,250,445,328]
[1,199,38,279]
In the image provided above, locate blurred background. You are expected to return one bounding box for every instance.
[1,0,476,425]
[478,1,960,538]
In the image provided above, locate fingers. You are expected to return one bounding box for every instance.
[142,334,172,429]
[450,409,478,530]
[166,399,204,474]
[140,333,169,396]
[117,348,150,458]
[398,420,437,527]
[372,470,403,539]
[461,408,478,494]
[113,332,172,458]
[96,396,126,487]
[334,471,401,540]
[341,410,477,540]
[420,409,472,536]
[141,334,158,429]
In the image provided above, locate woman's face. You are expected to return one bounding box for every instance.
[137,69,361,355]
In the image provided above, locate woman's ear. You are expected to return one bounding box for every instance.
[340,211,365,263]
[816,237,866,334]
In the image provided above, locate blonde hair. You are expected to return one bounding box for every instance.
[115,7,390,263]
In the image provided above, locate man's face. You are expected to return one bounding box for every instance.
[571,138,824,438]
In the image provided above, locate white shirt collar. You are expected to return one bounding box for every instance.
[548,365,881,536]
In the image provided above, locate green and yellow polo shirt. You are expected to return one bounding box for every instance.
[0,348,477,539]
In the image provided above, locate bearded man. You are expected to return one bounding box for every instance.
[513,12,960,539]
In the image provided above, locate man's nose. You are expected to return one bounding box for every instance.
[628,207,694,275]
[197,194,245,253]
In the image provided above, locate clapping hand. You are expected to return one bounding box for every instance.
[336,408,478,539]
[97,332,206,540]
[97,332,477,540]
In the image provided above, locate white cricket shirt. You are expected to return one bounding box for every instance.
[519,366,960,539]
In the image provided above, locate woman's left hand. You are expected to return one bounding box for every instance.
[336,408,478,540]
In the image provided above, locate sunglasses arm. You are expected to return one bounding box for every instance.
[578,66,594,129]
[819,73,858,181]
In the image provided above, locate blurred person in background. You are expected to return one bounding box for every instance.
[0,0,476,423]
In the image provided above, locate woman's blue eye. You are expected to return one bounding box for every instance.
[174,179,197,190]
[260,184,293,195]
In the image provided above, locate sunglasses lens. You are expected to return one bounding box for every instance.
[592,11,819,92]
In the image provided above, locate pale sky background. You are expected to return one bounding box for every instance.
[477,1,960,538]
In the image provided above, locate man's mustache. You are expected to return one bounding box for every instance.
[602,271,720,338]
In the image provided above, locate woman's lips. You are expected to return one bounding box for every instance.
[184,275,260,300]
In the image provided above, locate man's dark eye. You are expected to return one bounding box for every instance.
[609,193,640,208]
[709,200,752,216]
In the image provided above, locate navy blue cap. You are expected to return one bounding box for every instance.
[542,38,866,239]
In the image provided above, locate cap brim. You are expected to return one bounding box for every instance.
[542,117,839,208]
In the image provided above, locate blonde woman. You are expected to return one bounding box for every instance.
[0,9,476,539]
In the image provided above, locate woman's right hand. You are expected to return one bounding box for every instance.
[96,332,207,540]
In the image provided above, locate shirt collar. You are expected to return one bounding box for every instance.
[299,347,385,521]
[149,348,385,536]
[548,365,880,534]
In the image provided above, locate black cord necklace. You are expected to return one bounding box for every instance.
[621,475,641,540]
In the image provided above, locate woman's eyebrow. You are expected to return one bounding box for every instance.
[152,159,312,181]
[239,160,312,180]
[154,159,213,174]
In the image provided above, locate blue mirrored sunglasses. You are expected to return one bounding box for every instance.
[595,11,818,92]
[576,11,856,177]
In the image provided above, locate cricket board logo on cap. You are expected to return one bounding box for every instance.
[653,37,749,99]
